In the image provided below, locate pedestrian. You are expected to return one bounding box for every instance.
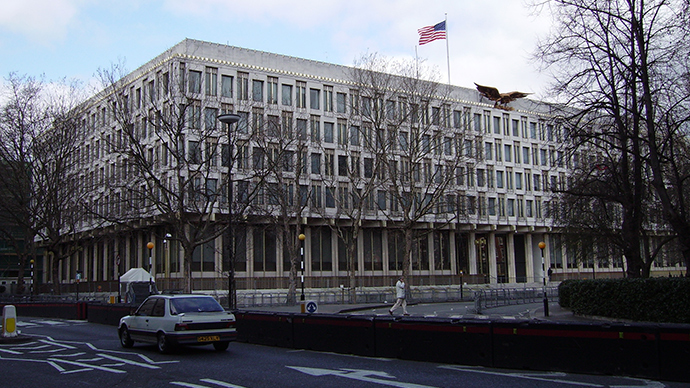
[389,276,409,316]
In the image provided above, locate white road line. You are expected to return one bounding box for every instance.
[48,358,127,374]
[200,378,248,388]
[98,353,161,369]
[31,348,70,354]
[40,339,76,349]
[0,348,23,355]
[439,365,605,387]
[170,382,210,388]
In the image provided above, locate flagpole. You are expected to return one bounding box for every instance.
[415,45,419,79]
[445,13,451,85]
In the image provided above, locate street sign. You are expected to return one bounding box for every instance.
[305,300,318,314]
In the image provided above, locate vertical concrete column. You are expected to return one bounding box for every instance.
[525,234,535,283]
[468,232,478,275]
[488,232,497,284]
[507,233,517,283]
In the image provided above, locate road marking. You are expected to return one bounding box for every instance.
[170,379,247,388]
[171,383,209,388]
[48,357,127,374]
[200,378,248,387]
[98,353,161,369]
[0,348,23,355]
[439,365,605,387]
[287,366,439,388]
[40,339,77,349]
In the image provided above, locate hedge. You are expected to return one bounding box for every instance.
[559,277,690,323]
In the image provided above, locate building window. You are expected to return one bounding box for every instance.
[325,152,334,176]
[192,240,215,272]
[310,88,320,110]
[221,74,233,98]
[188,140,201,164]
[337,120,347,145]
[188,70,202,94]
[296,118,307,140]
[252,79,264,102]
[350,125,360,146]
[205,67,217,96]
[336,92,346,113]
[363,228,383,271]
[324,122,334,143]
[507,199,515,217]
[237,72,249,100]
[253,227,277,271]
[296,81,306,108]
[311,226,333,271]
[323,85,333,112]
[310,115,320,142]
[338,155,348,176]
[282,84,292,106]
[325,186,336,208]
[267,77,278,104]
[311,152,321,174]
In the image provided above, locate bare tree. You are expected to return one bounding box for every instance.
[240,109,311,305]
[322,53,467,292]
[533,0,690,276]
[0,73,85,294]
[95,61,257,293]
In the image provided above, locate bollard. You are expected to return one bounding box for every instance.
[2,305,18,338]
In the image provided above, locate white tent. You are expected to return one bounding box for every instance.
[119,268,157,304]
[120,268,154,283]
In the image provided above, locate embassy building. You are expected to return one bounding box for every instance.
[41,39,684,295]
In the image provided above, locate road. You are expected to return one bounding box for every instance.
[1,317,685,388]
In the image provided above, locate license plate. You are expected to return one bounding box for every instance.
[197,335,220,342]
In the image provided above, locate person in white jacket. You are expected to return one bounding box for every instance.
[389,276,409,316]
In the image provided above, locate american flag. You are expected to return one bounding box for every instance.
[418,21,446,45]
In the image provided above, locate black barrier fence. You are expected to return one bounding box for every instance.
[2,303,689,382]
[234,311,690,383]
[0,302,135,326]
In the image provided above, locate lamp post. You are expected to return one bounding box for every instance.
[474,237,487,283]
[29,259,35,298]
[147,241,154,295]
[538,241,549,317]
[218,113,241,310]
[299,233,306,311]
[459,270,464,301]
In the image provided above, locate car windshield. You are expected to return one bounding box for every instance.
[170,297,224,314]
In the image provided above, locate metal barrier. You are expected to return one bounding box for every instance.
[473,287,559,314]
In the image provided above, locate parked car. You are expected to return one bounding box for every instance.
[118,294,236,353]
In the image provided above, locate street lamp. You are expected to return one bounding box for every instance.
[474,237,487,283]
[459,270,464,301]
[147,241,154,295]
[299,233,306,310]
[538,241,549,317]
[29,259,35,298]
[218,113,241,310]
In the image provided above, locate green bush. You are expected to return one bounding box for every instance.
[557,277,690,323]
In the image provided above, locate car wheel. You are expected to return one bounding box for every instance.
[157,332,172,354]
[213,341,230,351]
[119,326,134,348]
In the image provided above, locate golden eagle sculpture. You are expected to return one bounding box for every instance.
[474,83,531,111]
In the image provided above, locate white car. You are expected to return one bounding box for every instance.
[118,294,237,353]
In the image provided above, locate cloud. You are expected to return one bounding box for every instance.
[0,0,82,44]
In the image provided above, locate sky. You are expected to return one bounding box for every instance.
[0,0,554,99]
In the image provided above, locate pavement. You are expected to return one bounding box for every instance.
[241,300,602,323]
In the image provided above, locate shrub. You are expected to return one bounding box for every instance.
[557,277,690,323]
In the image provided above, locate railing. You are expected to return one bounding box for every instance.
[473,287,559,314]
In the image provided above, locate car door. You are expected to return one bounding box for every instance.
[147,297,167,333]
[129,297,157,341]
